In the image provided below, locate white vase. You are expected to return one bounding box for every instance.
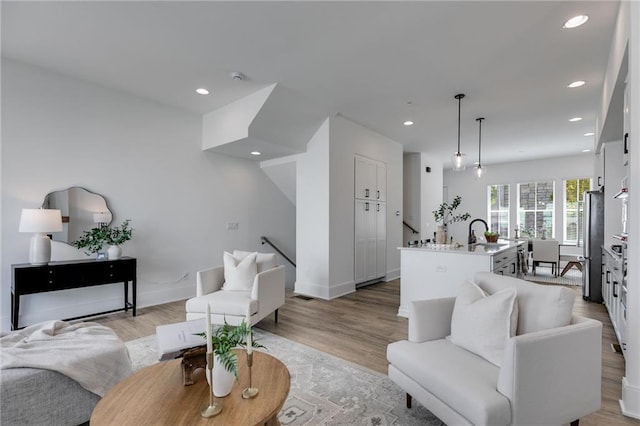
[436,225,448,244]
[107,245,122,260]
[206,355,235,397]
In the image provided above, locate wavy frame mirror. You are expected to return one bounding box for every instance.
[42,186,113,245]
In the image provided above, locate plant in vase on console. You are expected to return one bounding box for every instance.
[72,219,133,260]
[433,195,471,244]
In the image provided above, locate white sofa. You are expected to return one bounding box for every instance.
[387,272,602,426]
[185,250,285,326]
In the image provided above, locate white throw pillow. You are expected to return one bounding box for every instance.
[222,251,257,291]
[449,280,518,367]
[232,250,278,273]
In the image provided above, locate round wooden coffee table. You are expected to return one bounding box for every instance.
[91,350,290,425]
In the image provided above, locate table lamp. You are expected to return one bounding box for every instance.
[93,211,112,227]
[19,208,63,265]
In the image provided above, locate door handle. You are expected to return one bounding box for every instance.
[376,203,380,212]
[613,281,618,298]
[377,190,380,199]
[365,189,370,198]
[624,133,629,154]
[365,202,369,211]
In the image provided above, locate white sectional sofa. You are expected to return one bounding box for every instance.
[387,272,602,426]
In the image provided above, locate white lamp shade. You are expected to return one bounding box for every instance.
[451,152,467,171]
[475,165,486,179]
[19,209,63,233]
[93,212,113,224]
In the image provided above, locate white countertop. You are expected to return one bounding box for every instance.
[398,239,524,256]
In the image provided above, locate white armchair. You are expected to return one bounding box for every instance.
[532,239,560,276]
[387,272,602,426]
[185,250,285,326]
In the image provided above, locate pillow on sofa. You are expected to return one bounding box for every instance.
[222,251,257,291]
[449,280,518,367]
[474,271,574,335]
[232,250,278,273]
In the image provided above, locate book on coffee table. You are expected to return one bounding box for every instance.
[156,318,207,361]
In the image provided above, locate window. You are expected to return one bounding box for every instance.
[517,181,554,238]
[564,178,591,244]
[488,184,510,237]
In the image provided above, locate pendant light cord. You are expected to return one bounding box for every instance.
[476,117,484,166]
[455,94,465,153]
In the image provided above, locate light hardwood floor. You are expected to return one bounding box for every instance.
[94,279,639,426]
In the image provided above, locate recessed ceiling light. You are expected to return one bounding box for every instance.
[568,117,583,122]
[403,120,414,126]
[568,80,586,88]
[563,15,589,29]
[250,151,261,156]
[196,88,209,95]
[584,132,595,137]
[582,149,591,153]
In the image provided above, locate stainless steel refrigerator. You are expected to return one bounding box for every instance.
[582,190,604,302]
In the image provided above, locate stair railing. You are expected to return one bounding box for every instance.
[403,221,420,234]
[261,236,296,268]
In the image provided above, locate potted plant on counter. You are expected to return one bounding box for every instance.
[433,196,471,244]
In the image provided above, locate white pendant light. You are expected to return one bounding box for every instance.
[451,94,467,171]
[474,117,486,179]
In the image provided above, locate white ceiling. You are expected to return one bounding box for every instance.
[1,1,621,165]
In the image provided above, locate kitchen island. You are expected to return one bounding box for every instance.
[397,240,525,317]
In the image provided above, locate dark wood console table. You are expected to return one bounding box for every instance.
[11,257,136,330]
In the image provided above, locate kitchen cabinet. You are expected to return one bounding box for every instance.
[397,241,524,317]
[355,155,386,202]
[623,76,630,166]
[603,246,627,355]
[354,155,387,286]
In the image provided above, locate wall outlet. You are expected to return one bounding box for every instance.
[227,222,239,231]
[435,265,446,272]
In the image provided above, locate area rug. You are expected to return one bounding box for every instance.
[125,330,443,425]
[523,265,582,286]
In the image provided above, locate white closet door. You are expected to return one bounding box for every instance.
[376,162,387,202]
[354,200,369,283]
[376,202,387,277]
[355,156,376,200]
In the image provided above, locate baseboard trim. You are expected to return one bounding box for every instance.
[620,376,640,419]
[294,280,355,300]
[385,268,401,281]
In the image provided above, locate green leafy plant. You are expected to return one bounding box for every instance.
[484,231,500,242]
[196,320,265,380]
[107,220,133,245]
[73,220,133,254]
[433,196,471,225]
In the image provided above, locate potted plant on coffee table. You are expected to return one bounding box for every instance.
[197,320,264,397]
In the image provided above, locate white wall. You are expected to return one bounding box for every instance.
[443,154,594,244]
[420,154,444,242]
[403,153,443,244]
[1,59,296,330]
[621,0,639,417]
[295,119,331,298]
[295,115,403,299]
[329,115,403,287]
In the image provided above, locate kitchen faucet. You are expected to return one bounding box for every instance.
[468,218,489,244]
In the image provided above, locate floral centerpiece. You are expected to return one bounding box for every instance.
[432,196,471,243]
